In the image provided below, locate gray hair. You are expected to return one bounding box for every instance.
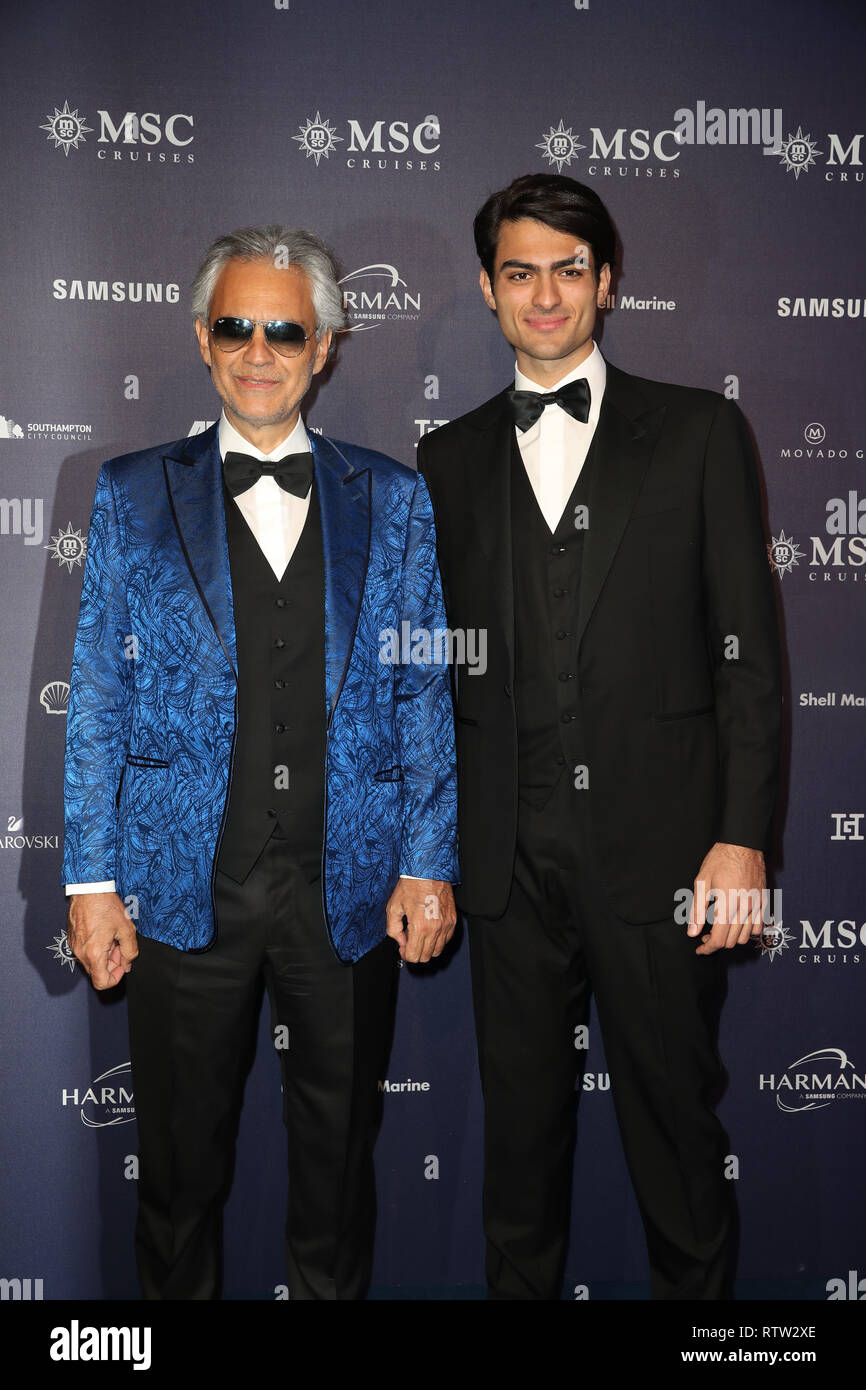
[190,225,346,344]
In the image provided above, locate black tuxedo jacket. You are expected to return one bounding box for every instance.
[417,362,782,923]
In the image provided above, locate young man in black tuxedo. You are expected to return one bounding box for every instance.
[418,174,781,1300]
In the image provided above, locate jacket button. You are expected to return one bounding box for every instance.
[503,683,512,698]
[274,637,285,650]
[274,679,286,689]
[267,808,278,818]
[275,723,286,734]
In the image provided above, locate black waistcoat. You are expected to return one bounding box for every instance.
[510,431,598,807]
[216,481,327,883]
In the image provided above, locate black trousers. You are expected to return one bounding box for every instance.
[469,773,736,1300]
[126,828,398,1300]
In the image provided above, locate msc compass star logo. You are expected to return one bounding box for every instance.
[40,101,93,156]
[47,929,77,973]
[777,126,822,180]
[293,112,343,166]
[536,120,586,173]
[756,921,793,962]
[768,530,805,577]
[45,523,87,572]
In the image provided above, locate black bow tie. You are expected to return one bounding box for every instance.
[507,378,591,432]
[223,450,313,499]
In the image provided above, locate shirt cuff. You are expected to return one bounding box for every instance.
[65,880,116,895]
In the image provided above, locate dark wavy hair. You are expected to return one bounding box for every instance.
[474,174,617,283]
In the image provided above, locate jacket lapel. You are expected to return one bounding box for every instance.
[162,424,237,678]
[577,364,666,649]
[462,390,516,680]
[312,434,372,724]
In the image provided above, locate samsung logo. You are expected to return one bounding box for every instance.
[52,279,180,303]
[777,297,865,318]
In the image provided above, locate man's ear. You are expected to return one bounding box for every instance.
[195,318,212,368]
[596,263,611,305]
[479,267,497,311]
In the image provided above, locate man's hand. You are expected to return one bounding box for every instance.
[687,842,766,955]
[66,892,139,989]
[385,878,457,964]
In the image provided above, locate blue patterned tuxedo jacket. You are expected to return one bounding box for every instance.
[62,424,458,962]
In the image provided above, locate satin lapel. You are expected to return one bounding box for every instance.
[313,434,371,724]
[464,392,515,681]
[162,424,237,678]
[577,367,666,650]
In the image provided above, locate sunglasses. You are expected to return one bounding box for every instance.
[209,317,315,358]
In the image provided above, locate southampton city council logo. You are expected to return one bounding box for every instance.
[44,524,87,572]
[777,126,822,180]
[537,120,586,172]
[293,112,343,165]
[768,531,805,577]
[40,101,92,155]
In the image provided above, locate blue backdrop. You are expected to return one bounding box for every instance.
[1,0,864,1302]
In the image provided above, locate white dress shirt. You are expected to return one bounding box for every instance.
[65,412,313,896]
[514,343,607,532]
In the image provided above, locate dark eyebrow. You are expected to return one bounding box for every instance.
[498,257,584,273]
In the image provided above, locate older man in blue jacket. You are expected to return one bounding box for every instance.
[62,224,458,1300]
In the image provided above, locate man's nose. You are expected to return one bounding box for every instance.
[532,273,561,309]
[241,324,275,363]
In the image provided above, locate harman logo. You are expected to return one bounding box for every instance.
[40,681,69,715]
[62,1062,135,1127]
[40,102,92,155]
[759,1047,866,1111]
[45,524,87,572]
[339,265,421,331]
[768,531,805,577]
[536,118,682,179]
[47,929,76,971]
[294,112,441,171]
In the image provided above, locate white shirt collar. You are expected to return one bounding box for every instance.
[514,343,606,421]
[217,410,310,463]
